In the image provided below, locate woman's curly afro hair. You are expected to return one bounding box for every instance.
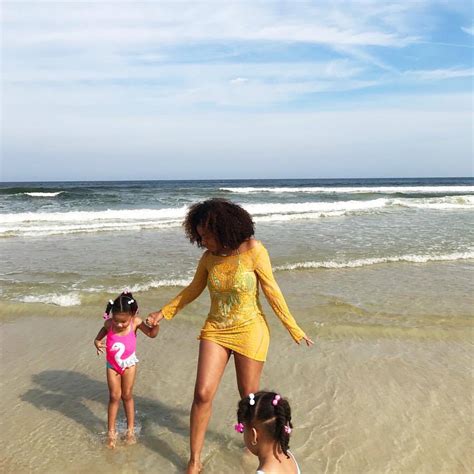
[183,198,255,250]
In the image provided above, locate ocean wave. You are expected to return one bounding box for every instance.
[0,207,188,224]
[392,195,474,210]
[0,207,188,237]
[23,192,65,197]
[18,293,81,306]
[1,196,472,237]
[85,278,193,294]
[274,251,474,271]
[221,186,474,194]
[247,199,388,217]
[10,251,473,307]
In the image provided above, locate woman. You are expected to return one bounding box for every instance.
[146,198,313,473]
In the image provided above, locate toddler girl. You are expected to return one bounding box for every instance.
[94,291,159,448]
[236,391,301,473]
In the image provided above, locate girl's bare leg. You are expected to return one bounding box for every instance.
[106,367,122,448]
[234,352,264,398]
[121,365,137,444]
[188,340,231,474]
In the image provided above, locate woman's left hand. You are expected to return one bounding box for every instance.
[298,335,314,346]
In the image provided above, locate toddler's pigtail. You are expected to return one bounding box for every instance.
[103,299,114,320]
[274,398,292,458]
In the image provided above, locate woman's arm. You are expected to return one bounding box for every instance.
[255,246,313,346]
[147,252,209,324]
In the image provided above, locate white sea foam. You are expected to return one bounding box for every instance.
[86,278,193,294]
[13,280,192,307]
[247,199,388,217]
[18,293,81,306]
[274,251,474,271]
[0,207,188,237]
[0,207,188,224]
[392,195,474,210]
[221,186,474,194]
[23,192,64,197]
[1,196,472,237]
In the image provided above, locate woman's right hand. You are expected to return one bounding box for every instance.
[146,310,164,327]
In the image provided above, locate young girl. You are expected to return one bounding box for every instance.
[94,291,159,448]
[236,391,301,474]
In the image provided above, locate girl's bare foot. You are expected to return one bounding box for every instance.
[106,430,117,449]
[186,459,203,473]
[124,429,136,445]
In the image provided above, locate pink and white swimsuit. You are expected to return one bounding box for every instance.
[106,323,139,374]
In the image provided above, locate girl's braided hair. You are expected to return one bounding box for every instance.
[237,391,293,457]
[104,291,138,317]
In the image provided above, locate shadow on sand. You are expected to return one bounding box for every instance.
[20,370,228,471]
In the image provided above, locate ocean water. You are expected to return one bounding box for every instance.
[1,177,473,306]
[1,177,473,473]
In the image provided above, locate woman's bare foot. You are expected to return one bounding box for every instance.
[124,429,136,445]
[106,430,117,449]
[186,459,203,473]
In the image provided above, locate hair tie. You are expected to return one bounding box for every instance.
[248,393,255,406]
[234,422,244,433]
[103,312,111,320]
[284,425,292,434]
[272,394,281,406]
[123,288,130,294]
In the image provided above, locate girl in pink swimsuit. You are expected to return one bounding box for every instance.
[94,291,159,448]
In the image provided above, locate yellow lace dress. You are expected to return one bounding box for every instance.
[161,241,306,361]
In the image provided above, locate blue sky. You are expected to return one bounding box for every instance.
[1,1,473,181]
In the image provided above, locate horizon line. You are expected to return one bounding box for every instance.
[1,176,473,184]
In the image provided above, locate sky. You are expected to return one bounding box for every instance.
[1,1,473,181]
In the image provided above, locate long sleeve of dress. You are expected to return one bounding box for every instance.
[161,253,209,320]
[254,246,306,342]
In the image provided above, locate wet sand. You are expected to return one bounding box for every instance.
[1,264,473,473]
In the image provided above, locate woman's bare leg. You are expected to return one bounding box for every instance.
[234,352,264,398]
[188,340,231,474]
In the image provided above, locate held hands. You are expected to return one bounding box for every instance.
[297,335,314,347]
[94,339,105,355]
[146,310,164,328]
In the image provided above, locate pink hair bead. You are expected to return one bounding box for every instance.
[272,394,281,406]
[234,422,244,433]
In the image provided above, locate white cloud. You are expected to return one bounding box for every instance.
[4,59,371,109]
[404,68,474,80]
[461,25,474,36]
[3,2,420,49]
[229,78,249,85]
[1,1,472,180]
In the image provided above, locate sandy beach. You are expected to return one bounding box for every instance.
[1,260,473,473]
